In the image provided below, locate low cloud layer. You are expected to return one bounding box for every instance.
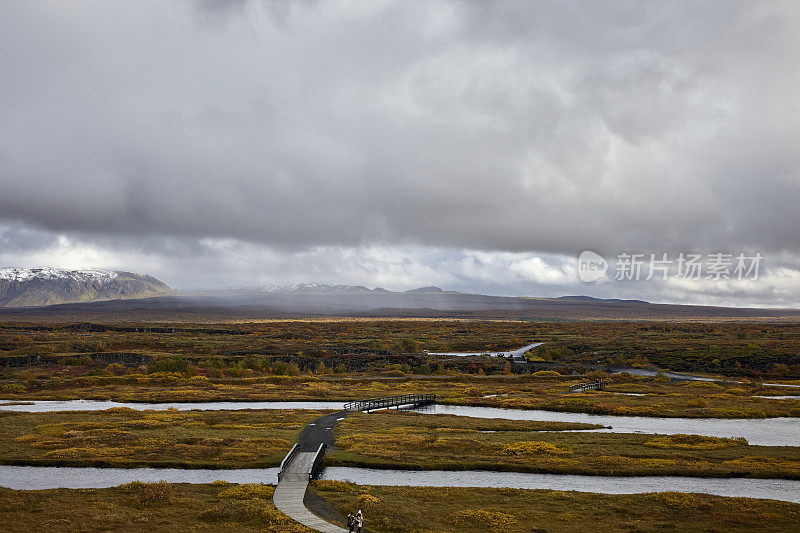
[1,1,799,305]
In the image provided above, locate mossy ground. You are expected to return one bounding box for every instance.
[311,482,800,532]
[0,408,327,468]
[0,482,310,532]
[3,481,798,532]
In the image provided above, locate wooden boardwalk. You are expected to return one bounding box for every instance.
[276,394,437,531]
[273,450,347,533]
[273,410,348,532]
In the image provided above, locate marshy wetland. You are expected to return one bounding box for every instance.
[1,319,799,531]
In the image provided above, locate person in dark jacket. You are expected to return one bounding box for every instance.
[347,512,355,533]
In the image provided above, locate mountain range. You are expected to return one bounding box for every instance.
[1,268,799,322]
[0,268,450,308]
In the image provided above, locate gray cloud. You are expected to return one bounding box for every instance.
[0,1,798,304]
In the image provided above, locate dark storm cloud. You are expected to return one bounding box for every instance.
[0,1,799,305]
[0,0,797,256]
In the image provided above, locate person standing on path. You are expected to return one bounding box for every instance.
[356,509,363,533]
[347,512,355,533]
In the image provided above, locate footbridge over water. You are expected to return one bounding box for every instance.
[568,380,607,393]
[273,410,348,532]
[426,341,543,361]
[344,393,436,412]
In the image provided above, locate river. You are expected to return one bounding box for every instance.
[1,465,798,503]
[1,399,797,446]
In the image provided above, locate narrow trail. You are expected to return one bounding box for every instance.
[273,409,349,533]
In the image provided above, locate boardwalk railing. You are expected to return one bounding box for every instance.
[344,393,436,412]
[568,380,607,393]
[309,443,327,480]
[277,443,298,483]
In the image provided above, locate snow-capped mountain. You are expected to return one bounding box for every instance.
[0,267,119,284]
[0,268,172,307]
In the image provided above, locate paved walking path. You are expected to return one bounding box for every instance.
[273,410,349,532]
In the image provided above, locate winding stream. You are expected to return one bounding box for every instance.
[616,368,800,389]
[409,404,800,447]
[1,465,798,504]
[323,467,800,504]
[0,399,344,412]
[2,399,798,446]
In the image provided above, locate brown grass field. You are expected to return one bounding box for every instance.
[329,410,800,479]
[0,409,326,469]
[0,482,310,532]
[2,481,799,532]
[311,481,800,532]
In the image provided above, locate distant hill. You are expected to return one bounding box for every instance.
[405,286,445,294]
[1,285,798,322]
[247,283,450,295]
[0,268,173,307]
[557,295,650,304]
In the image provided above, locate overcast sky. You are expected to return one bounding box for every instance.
[1,1,799,306]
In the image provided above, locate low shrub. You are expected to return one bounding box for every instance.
[187,375,211,387]
[118,481,145,492]
[501,441,572,456]
[64,354,93,365]
[451,509,517,531]
[585,370,609,381]
[650,492,711,510]
[644,434,747,450]
[270,361,301,376]
[1,383,27,393]
[135,480,174,504]
[148,355,188,374]
[721,456,800,476]
[105,363,127,375]
[199,500,302,529]
[146,371,183,384]
[686,398,708,408]
[356,493,379,508]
